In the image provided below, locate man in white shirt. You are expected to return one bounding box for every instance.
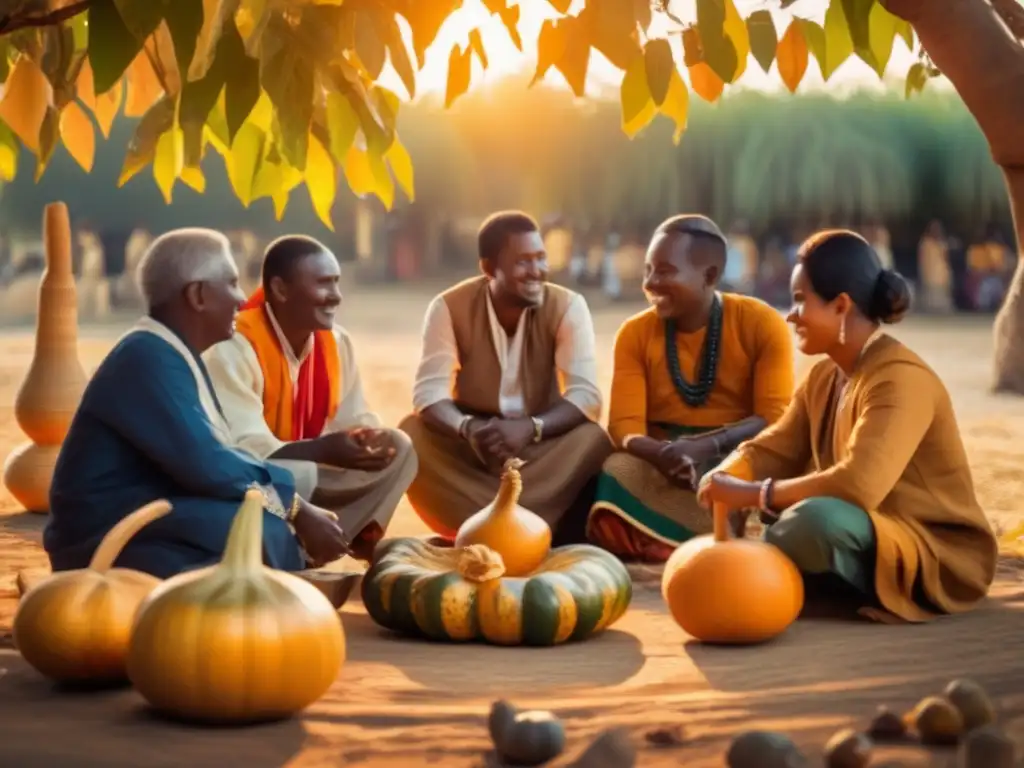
[400,211,613,543]
[204,235,417,560]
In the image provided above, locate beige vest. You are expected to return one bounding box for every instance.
[442,276,572,417]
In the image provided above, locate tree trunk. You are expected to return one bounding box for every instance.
[882,0,1024,392]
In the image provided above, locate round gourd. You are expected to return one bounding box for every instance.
[662,503,803,644]
[127,489,345,723]
[361,538,632,646]
[13,499,172,684]
[454,458,551,577]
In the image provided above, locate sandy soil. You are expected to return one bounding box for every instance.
[1,286,1023,766]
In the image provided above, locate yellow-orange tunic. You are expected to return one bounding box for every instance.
[716,334,996,622]
[590,293,794,556]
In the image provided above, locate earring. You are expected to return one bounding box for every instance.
[838,314,847,346]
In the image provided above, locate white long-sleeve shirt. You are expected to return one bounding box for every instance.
[204,304,381,460]
[411,289,602,421]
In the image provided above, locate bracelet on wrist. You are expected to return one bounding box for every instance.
[758,478,777,518]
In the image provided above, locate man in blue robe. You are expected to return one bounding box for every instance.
[44,228,351,595]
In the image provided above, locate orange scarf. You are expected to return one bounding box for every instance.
[234,287,341,441]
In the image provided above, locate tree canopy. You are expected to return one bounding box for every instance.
[0,0,941,230]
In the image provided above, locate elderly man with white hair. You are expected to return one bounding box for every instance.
[44,228,353,600]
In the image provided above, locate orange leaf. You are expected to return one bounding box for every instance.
[776,20,808,93]
[0,56,52,153]
[445,44,471,108]
[124,52,164,118]
[688,61,724,103]
[59,102,96,172]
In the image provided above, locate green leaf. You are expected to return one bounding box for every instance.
[259,17,314,169]
[163,0,204,75]
[118,95,176,185]
[839,0,874,65]
[220,20,259,142]
[797,18,826,74]
[643,38,674,107]
[88,0,145,94]
[180,17,237,164]
[189,0,240,81]
[746,10,777,74]
[696,0,738,82]
[822,0,853,79]
[326,92,360,164]
[113,0,167,41]
[904,61,928,99]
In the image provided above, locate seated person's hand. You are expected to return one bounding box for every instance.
[321,428,393,471]
[655,441,698,489]
[293,497,351,567]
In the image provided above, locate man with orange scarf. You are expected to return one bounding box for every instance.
[205,236,416,560]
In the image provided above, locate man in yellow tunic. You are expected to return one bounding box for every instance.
[205,235,417,560]
[400,211,613,543]
[701,230,995,622]
[589,215,794,562]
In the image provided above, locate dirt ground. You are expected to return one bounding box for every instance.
[1,286,1023,767]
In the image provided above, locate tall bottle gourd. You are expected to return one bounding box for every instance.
[454,458,551,577]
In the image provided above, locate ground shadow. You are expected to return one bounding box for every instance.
[0,510,45,538]
[683,590,1024,696]
[0,650,307,767]
[341,609,646,696]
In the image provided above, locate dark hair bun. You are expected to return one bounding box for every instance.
[871,269,912,324]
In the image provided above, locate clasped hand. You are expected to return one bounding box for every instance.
[293,498,351,567]
[655,436,718,489]
[467,417,535,472]
[323,427,396,471]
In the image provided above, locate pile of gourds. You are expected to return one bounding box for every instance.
[14,489,344,723]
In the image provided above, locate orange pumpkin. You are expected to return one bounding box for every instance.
[661,503,803,644]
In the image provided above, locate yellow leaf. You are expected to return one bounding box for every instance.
[620,54,655,138]
[445,44,472,109]
[367,143,395,210]
[190,0,240,82]
[58,102,95,172]
[866,1,899,76]
[0,129,17,181]
[93,80,124,139]
[306,135,337,230]
[272,163,303,220]
[822,1,853,79]
[658,68,690,144]
[688,60,724,103]
[124,51,165,118]
[76,60,98,114]
[153,126,184,204]
[776,20,809,93]
[226,123,265,206]
[0,56,52,153]
[181,166,206,193]
[344,144,375,197]
[386,135,414,202]
[722,0,749,80]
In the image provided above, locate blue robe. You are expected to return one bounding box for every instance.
[44,323,305,578]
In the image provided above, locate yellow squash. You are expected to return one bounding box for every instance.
[14,500,172,684]
[362,538,632,646]
[127,489,344,723]
[454,457,551,577]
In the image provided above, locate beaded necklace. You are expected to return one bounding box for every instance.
[664,293,723,408]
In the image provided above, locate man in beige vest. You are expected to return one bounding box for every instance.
[400,211,613,544]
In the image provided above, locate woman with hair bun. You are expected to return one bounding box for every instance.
[699,230,996,623]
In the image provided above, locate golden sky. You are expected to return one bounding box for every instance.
[388,0,926,101]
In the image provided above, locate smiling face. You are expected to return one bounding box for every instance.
[488,229,548,307]
[183,251,246,347]
[642,231,714,321]
[785,263,848,355]
[270,248,343,332]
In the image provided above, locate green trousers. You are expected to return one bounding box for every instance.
[763,497,877,598]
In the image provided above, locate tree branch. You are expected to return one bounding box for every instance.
[0,0,91,36]
[990,0,1024,41]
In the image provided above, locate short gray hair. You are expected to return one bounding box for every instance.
[136,228,238,311]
